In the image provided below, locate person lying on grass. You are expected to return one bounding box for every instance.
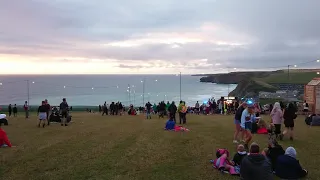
[275,147,308,179]
[0,127,14,148]
[212,149,239,175]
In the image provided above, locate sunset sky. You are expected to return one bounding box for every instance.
[1,0,320,74]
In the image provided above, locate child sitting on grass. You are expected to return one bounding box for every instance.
[0,127,12,148]
[232,144,247,166]
[164,118,176,130]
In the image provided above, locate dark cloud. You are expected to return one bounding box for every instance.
[0,0,320,73]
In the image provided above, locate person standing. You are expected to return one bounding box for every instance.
[38,101,48,128]
[8,104,12,117]
[102,102,108,116]
[270,102,283,139]
[168,101,177,122]
[145,102,152,119]
[195,101,200,115]
[13,104,17,117]
[281,103,297,141]
[303,100,309,115]
[233,102,247,144]
[240,104,256,150]
[23,101,29,119]
[59,98,69,126]
[45,99,51,125]
[179,101,187,124]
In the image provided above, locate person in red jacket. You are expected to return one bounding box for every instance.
[0,128,12,148]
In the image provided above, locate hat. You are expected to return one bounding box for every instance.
[285,147,297,159]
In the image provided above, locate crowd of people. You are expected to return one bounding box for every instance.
[0,96,311,179]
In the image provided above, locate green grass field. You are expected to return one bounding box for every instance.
[259,71,318,84]
[0,113,319,180]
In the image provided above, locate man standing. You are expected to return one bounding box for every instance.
[45,99,51,125]
[168,101,177,122]
[60,98,69,126]
[23,101,29,119]
[102,101,108,116]
[195,101,200,115]
[145,102,152,119]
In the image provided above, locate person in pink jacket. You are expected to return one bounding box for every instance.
[270,102,283,139]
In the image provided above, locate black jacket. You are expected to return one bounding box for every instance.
[267,145,285,170]
[240,154,273,180]
[235,106,245,120]
[168,104,177,114]
[233,152,247,166]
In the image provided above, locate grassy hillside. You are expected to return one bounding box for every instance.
[1,113,319,179]
[258,71,318,84]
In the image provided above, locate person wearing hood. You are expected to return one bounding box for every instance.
[270,102,283,139]
[168,101,177,122]
[275,147,308,179]
[240,142,273,180]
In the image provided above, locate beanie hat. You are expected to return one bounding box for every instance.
[285,147,297,159]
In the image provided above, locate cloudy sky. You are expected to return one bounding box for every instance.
[1,0,320,74]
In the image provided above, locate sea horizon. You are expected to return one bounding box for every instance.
[0,75,237,106]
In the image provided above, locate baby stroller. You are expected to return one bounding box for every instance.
[49,108,61,123]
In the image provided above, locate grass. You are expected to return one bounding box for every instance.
[259,71,318,84]
[1,113,319,180]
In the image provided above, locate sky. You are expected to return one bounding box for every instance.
[1,0,320,74]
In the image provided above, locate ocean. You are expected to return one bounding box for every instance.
[0,75,236,106]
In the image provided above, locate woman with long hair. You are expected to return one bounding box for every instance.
[233,102,247,143]
[281,103,297,140]
[270,102,283,139]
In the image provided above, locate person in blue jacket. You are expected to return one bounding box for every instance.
[275,147,308,179]
[164,118,176,130]
[241,102,258,150]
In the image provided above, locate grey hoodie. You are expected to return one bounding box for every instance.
[240,154,273,180]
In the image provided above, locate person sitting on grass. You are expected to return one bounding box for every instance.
[266,138,285,171]
[275,147,308,180]
[0,127,13,148]
[232,144,247,166]
[164,117,176,130]
[240,142,273,180]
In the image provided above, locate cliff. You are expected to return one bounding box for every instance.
[199,70,317,98]
[199,71,282,84]
[228,79,278,97]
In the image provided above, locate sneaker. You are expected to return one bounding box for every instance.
[61,124,63,126]
[290,137,293,141]
[233,140,239,144]
[65,124,68,126]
